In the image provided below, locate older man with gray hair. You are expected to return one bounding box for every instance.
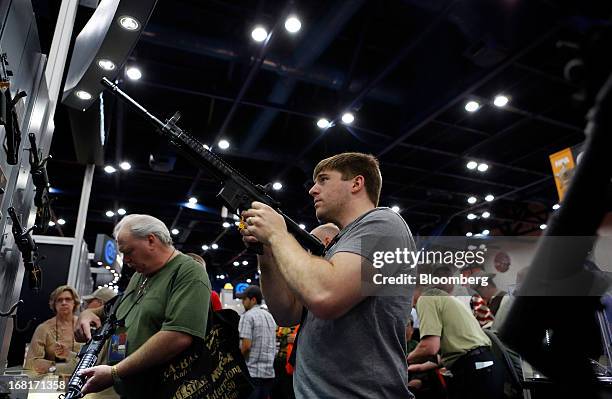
[74,214,211,399]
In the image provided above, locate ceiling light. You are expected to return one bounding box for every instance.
[466,232,473,237]
[218,140,230,150]
[477,163,489,172]
[251,26,268,42]
[105,266,111,270]
[171,228,179,235]
[118,16,140,31]
[485,194,495,202]
[493,95,509,107]
[234,221,241,226]
[222,222,231,228]
[117,208,126,216]
[202,245,209,251]
[552,204,560,210]
[482,229,490,236]
[246,278,252,283]
[219,275,225,280]
[316,118,330,129]
[76,90,92,100]
[233,261,240,266]
[540,224,547,230]
[284,16,302,33]
[126,67,142,80]
[298,224,306,230]
[467,213,477,220]
[467,196,477,204]
[272,182,282,190]
[105,210,115,217]
[119,161,131,170]
[48,221,56,227]
[97,262,103,266]
[341,112,355,124]
[391,205,400,213]
[104,165,116,174]
[481,211,490,219]
[466,161,478,170]
[211,243,219,250]
[242,261,249,266]
[57,218,66,225]
[188,197,198,205]
[464,101,480,112]
[97,59,116,71]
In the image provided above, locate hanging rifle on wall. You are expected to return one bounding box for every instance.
[0,53,26,165]
[27,133,52,232]
[7,207,43,291]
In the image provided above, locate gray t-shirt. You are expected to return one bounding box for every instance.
[294,207,415,398]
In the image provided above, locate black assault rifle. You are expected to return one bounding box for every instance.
[28,133,52,231]
[100,77,325,256]
[7,207,42,291]
[0,53,26,165]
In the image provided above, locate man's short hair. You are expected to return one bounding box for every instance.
[238,285,263,304]
[113,214,173,246]
[313,152,382,206]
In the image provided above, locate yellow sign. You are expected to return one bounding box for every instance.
[549,147,575,201]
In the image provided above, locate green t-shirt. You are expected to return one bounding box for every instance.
[416,288,491,367]
[114,253,211,398]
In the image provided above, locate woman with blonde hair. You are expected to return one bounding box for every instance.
[25,285,83,374]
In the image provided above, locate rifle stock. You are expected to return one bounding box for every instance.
[7,207,42,291]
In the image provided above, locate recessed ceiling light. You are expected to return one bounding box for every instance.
[485,194,495,202]
[477,163,489,172]
[467,213,477,220]
[246,278,252,283]
[391,205,400,213]
[341,112,355,124]
[188,197,198,205]
[211,243,219,250]
[171,228,179,235]
[467,196,477,204]
[119,161,131,170]
[540,224,547,230]
[284,16,302,33]
[222,222,231,228]
[218,140,230,150]
[126,67,142,80]
[466,232,473,237]
[118,16,140,31]
[298,224,306,230]
[552,204,560,210]
[97,59,116,71]
[272,182,283,190]
[104,165,116,174]
[242,260,249,265]
[233,261,240,266]
[117,208,126,216]
[57,218,66,225]
[251,26,268,42]
[482,229,490,236]
[466,161,478,170]
[316,118,331,129]
[105,210,115,217]
[465,101,480,112]
[481,211,490,219]
[202,245,209,251]
[76,90,92,100]
[48,221,56,227]
[493,95,509,107]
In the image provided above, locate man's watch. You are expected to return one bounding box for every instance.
[111,365,121,383]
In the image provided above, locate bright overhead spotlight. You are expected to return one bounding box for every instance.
[485,194,495,202]
[242,260,249,266]
[467,213,477,220]
[466,161,478,170]
[105,210,115,217]
[540,224,547,230]
[482,229,490,236]
[48,221,56,227]
[188,197,198,205]
[171,228,179,235]
[76,90,92,100]
[97,59,116,71]
[552,204,560,210]
[246,278,252,283]
[119,161,131,170]
[202,245,209,251]
[219,275,225,280]
[298,224,306,230]
[316,118,330,129]
[126,67,142,80]
[481,211,490,219]
[234,221,241,227]
[105,266,111,270]
[118,16,140,31]
[464,101,480,112]
[284,16,302,33]
[218,139,230,150]
[466,232,473,237]
[341,112,355,124]
[391,205,400,213]
[117,208,126,216]
[222,222,231,228]
[272,182,283,190]
[57,218,66,225]
[477,163,489,172]
[493,95,509,107]
[233,261,240,267]
[211,243,219,250]
[104,165,116,174]
[251,26,268,42]
[467,196,477,204]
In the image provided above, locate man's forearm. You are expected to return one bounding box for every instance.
[259,251,302,326]
[114,330,192,378]
[407,342,436,364]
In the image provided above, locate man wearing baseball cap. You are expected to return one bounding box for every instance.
[82,287,117,310]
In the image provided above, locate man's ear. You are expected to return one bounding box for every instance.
[147,233,156,245]
[351,175,365,193]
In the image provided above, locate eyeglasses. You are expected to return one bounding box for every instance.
[55,298,74,303]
